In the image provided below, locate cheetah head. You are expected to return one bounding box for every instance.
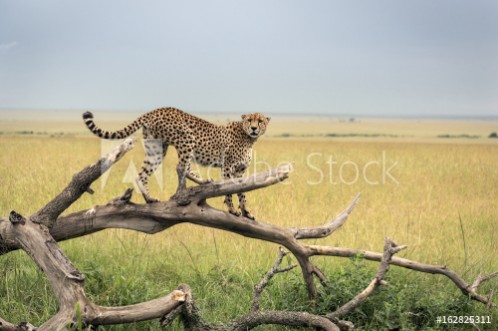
[241,113,271,139]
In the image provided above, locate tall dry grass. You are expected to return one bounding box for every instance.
[0,120,497,329]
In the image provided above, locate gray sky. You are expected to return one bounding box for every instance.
[1,0,497,117]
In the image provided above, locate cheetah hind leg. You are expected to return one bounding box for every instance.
[136,175,159,203]
[136,139,166,203]
[222,168,241,216]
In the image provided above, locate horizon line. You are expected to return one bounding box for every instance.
[0,107,497,121]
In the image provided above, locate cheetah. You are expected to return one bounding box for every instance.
[82,107,270,220]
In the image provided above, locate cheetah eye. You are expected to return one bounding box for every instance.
[258,119,263,123]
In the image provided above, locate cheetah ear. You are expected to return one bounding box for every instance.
[241,114,247,120]
[266,117,271,122]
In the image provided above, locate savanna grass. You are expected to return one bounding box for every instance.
[0,126,497,329]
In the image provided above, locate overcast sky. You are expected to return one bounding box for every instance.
[0,1,497,117]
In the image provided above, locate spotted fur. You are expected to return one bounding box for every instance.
[83,107,270,220]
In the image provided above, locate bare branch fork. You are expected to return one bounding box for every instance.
[0,139,496,330]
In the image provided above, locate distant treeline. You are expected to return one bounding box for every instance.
[276,132,403,138]
[0,131,67,137]
[436,133,498,139]
[275,132,498,139]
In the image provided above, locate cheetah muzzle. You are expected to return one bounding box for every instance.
[82,107,270,221]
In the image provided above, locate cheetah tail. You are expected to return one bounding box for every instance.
[82,111,143,139]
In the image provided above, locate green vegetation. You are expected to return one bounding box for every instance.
[1,249,493,330]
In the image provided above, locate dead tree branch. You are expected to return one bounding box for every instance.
[306,245,498,308]
[0,320,36,331]
[290,193,361,240]
[42,186,497,307]
[87,290,186,326]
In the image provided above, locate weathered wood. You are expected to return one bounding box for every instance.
[87,290,186,325]
[290,193,361,240]
[0,320,36,331]
[228,311,340,331]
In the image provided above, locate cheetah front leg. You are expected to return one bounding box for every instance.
[237,192,255,220]
[235,169,255,220]
[222,166,241,217]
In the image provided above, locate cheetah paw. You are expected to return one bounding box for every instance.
[229,209,241,217]
[144,196,160,204]
[202,178,214,185]
[241,210,255,221]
